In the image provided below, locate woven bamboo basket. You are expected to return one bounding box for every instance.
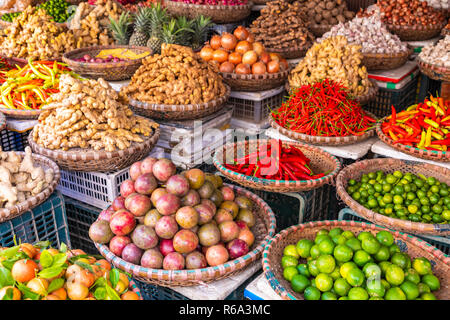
[0,112,5,131]
[336,158,450,236]
[0,108,41,120]
[269,111,377,147]
[252,0,271,4]
[376,120,450,162]
[129,85,230,121]
[266,42,312,59]
[62,45,153,81]
[220,69,289,92]
[262,220,450,300]
[0,152,60,223]
[417,58,450,83]
[95,183,277,287]
[27,123,160,172]
[386,22,446,41]
[213,139,342,193]
[308,23,333,37]
[128,279,144,300]
[362,47,412,71]
[286,79,378,106]
[164,1,253,24]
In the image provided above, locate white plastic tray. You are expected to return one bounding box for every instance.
[244,272,281,300]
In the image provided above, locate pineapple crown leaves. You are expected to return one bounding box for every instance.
[108,11,133,45]
[160,18,193,45]
[190,15,214,48]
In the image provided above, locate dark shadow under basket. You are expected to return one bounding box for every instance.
[164,1,253,24]
[95,183,277,287]
[267,43,312,59]
[336,158,450,236]
[417,58,450,83]
[262,220,450,300]
[362,47,412,71]
[269,111,377,146]
[63,45,152,81]
[220,70,289,92]
[27,124,160,172]
[129,85,230,121]
[386,22,446,41]
[308,23,334,37]
[376,120,450,162]
[213,139,342,193]
[0,152,60,223]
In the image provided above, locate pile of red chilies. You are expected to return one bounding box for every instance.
[223,140,325,181]
[272,79,376,137]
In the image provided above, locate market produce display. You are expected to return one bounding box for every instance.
[379,96,450,152]
[0,0,71,23]
[272,79,376,139]
[89,157,258,270]
[122,0,157,13]
[169,0,248,5]
[0,11,21,22]
[280,227,442,300]
[303,0,354,29]
[31,73,159,152]
[0,60,76,111]
[0,242,141,300]
[121,43,227,105]
[0,147,54,209]
[0,7,76,60]
[288,36,371,97]
[346,169,449,224]
[419,36,450,68]
[249,0,314,57]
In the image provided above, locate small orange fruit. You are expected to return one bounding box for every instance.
[121,291,140,300]
[11,259,39,283]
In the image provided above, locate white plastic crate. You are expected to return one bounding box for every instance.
[230,118,270,135]
[57,167,130,209]
[228,86,285,123]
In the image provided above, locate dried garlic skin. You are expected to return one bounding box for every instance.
[419,35,450,68]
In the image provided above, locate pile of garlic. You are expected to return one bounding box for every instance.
[320,14,408,54]
[419,35,450,67]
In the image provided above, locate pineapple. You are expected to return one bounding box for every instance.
[146,3,168,54]
[190,15,214,50]
[158,19,186,47]
[108,11,133,45]
[173,16,194,47]
[129,6,152,47]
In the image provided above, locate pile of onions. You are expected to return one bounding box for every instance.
[199,26,288,75]
[170,0,248,5]
[74,54,129,63]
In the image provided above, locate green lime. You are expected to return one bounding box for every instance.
[389,244,401,255]
[374,245,391,262]
[329,228,343,238]
[385,287,407,300]
[346,267,365,287]
[284,244,300,259]
[333,278,351,297]
[362,237,381,255]
[332,235,347,245]
[357,231,374,242]
[353,249,372,267]
[281,255,298,269]
[333,245,353,263]
[329,266,341,280]
[310,244,321,259]
[421,274,440,291]
[420,292,437,300]
[296,264,310,278]
[362,263,381,279]
[340,262,358,279]
[291,274,310,293]
[283,266,299,281]
[338,296,349,300]
[386,174,397,184]
[393,195,404,205]
[304,286,321,300]
[321,291,337,300]
[381,279,391,290]
[405,268,421,285]
[318,239,335,255]
[345,237,362,251]
[385,265,405,286]
[412,257,432,275]
[307,259,320,277]
[341,230,355,239]
[391,252,411,270]
[400,281,420,300]
[348,287,369,300]
[316,255,336,274]
[315,273,334,292]
[315,234,331,245]
[295,239,314,258]
[418,282,431,294]
[366,279,385,298]
[376,230,394,246]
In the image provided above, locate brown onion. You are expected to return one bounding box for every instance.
[259,52,271,65]
[219,61,235,73]
[220,33,238,51]
[235,63,251,75]
[235,41,253,55]
[228,52,242,65]
[242,50,258,65]
[210,35,222,50]
[252,42,265,56]
[213,49,229,63]
[233,26,250,41]
[199,46,214,62]
[251,61,266,75]
[267,60,280,73]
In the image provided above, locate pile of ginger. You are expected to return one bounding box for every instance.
[0,147,54,209]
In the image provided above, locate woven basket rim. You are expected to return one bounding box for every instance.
[27,120,160,161]
[0,107,41,119]
[262,220,450,300]
[265,42,313,54]
[128,84,230,111]
[0,152,60,223]
[212,139,342,191]
[62,45,153,69]
[0,111,5,131]
[385,21,447,32]
[0,55,62,64]
[376,119,450,161]
[164,0,254,10]
[417,58,450,79]
[94,183,277,285]
[220,69,289,80]
[128,279,143,300]
[269,111,377,146]
[336,158,450,236]
[362,46,412,59]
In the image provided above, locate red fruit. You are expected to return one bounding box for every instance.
[121,243,143,265]
[112,196,126,211]
[226,239,249,259]
[89,220,114,244]
[172,230,199,254]
[185,251,207,269]
[205,245,229,266]
[163,252,185,270]
[195,204,215,225]
[175,206,199,229]
[238,229,255,247]
[134,173,157,195]
[120,179,136,198]
[155,193,181,216]
[126,194,152,217]
[220,186,235,201]
[180,190,201,207]
[131,224,158,250]
[218,221,240,242]
[109,210,136,236]
[200,199,216,215]
[98,208,114,222]
[152,159,176,182]
[129,161,142,181]
[141,248,163,269]
[109,236,131,256]
[159,239,175,256]
[236,220,249,230]
[154,215,178,239]
[150,188,168,207]
[140,157,158,175]
[166,175,190,197]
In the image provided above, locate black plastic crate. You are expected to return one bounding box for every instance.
[0,129,30,151]
[417,74,442,103]
[0,191,70,248]
[364,74,419,118]
[63,196,101,255]
[346,0,376,12]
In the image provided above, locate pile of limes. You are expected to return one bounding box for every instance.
[346,170,450,224]
[281,227,441,300]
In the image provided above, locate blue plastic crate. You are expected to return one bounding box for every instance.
[0,129,30,152]
[338,208,450,255]
[63,196,101,255]
[0,191,70,248]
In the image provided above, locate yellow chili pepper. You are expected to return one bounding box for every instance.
[425,127,432,147]
[417,131,426,149]
[429,145,444,151]
[388,130,398,141]
[424,118,439,129]
[431,131,443,140]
